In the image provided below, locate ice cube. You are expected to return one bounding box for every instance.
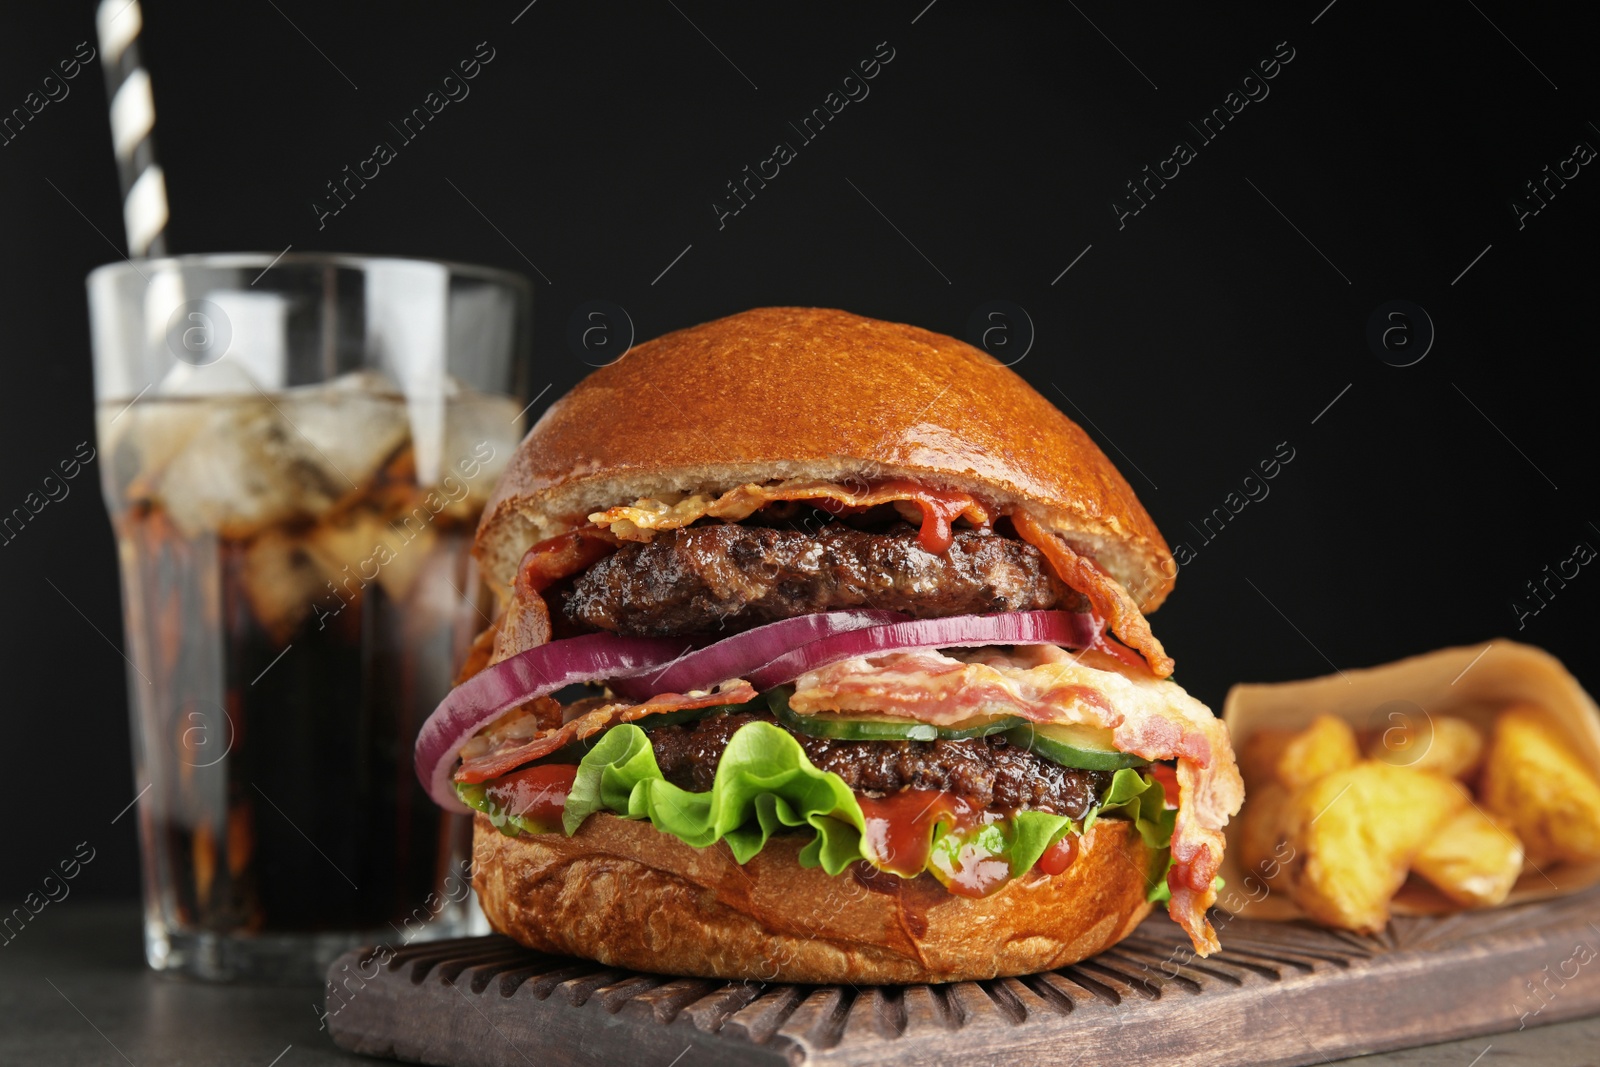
[99,398,211,502]
[440,390,526,508]
[372,516,437,602]
[280,372,411,490]
[159,400,340,538]
[240,528,325,642]
[157,356,266,398]
[303,506,436,604]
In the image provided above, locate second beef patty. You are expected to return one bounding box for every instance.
[646,711,1110,818]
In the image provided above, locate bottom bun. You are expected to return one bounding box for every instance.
[471,812,1155,984]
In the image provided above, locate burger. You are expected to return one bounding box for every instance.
[414,307,1243,984]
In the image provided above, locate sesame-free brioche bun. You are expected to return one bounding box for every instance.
[476,307,1174,611]
[471,812,1156,984]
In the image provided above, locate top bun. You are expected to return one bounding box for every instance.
[477,307,1174,610]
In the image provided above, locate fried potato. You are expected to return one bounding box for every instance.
[1286,761,1468,932]
[1481,702,1600,866]
[1366,714,1485,779]
[1276,714,1361,791]
[1412,807,1524,908]
[1239,728,1293,789]
[1237,780,1292,878]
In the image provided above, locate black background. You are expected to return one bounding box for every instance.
[0,1,1594,900]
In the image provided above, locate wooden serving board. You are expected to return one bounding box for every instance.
[326,887,1600,1066]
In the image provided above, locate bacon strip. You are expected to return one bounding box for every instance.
[455,617,502,685]
[491,586,552,665]
[1009,508,1174,678]
[519,530,617,593]
[453,682,759,784]
[587,478,991,554]
[790,645,1242,954]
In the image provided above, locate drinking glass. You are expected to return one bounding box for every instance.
[87,253,532,980]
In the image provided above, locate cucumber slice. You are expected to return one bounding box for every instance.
[768,689,1021,742]
[1004,722,1150,771]
[773,697,939,741]
[935,713,1026,740]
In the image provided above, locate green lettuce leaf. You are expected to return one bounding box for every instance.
[462,718,1181,897]
[563,720,870,873]
[1088,767,1179,902]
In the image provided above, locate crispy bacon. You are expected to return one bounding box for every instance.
[455,617,501,685]
[1169,758,1227,954]
[587,478,991,555]
[489,533,618,664]
[520,530,617,593]
[492,587,552,664]
[789,644,1242,954]
[454,681,759,784]
[1009,508,1174,678]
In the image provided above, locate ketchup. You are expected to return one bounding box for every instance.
[873,480,976,554]
[484,764,579,832]
[927,824,1014,897]
[857,790,965,880]
[856,790,1059,898]
[1035,834,1079,876]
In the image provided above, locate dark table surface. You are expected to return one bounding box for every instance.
[4,903,1596,1066]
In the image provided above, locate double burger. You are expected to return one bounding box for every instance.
[415,307,1243,983]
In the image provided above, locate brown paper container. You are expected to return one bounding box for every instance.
[1217,639,1600,920]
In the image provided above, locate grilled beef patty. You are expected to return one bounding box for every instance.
[647,711,1109,818]
[562,521,1074,636]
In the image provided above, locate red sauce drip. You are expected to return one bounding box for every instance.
[1034,833,1079,876]
[849,863,952,937]
[485,763,578,831]
[856,790,1019,898]
[857,790,970,879]
[874,480,976,554]
[858,790,1090,896]
[926,821,1014,897]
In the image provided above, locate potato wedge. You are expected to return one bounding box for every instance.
[1366,714,1485,779]
[1286,761,1468,932]
[1237,781,1291,878]
[1412,807,1524,907]
[1239,729,1293,790]
[1481,702,1600,866]
[1276,714,1360,791]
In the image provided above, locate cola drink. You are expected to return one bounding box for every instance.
[88,253,532,979]
[99,377,523,977]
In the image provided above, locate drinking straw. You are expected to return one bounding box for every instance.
[95,0,169,257]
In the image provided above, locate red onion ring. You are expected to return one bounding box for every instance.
[414,633,690,811]
[747,610,1104,691]
[608,610,907,702]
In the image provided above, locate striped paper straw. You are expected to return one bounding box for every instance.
[96,0,169,257]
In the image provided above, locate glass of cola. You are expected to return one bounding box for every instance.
[87,254,531,980]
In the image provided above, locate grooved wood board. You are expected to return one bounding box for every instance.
[326,887,1600,1066]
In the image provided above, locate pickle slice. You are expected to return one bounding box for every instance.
[768,689,1020,742]
[1003,722,1151,771]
